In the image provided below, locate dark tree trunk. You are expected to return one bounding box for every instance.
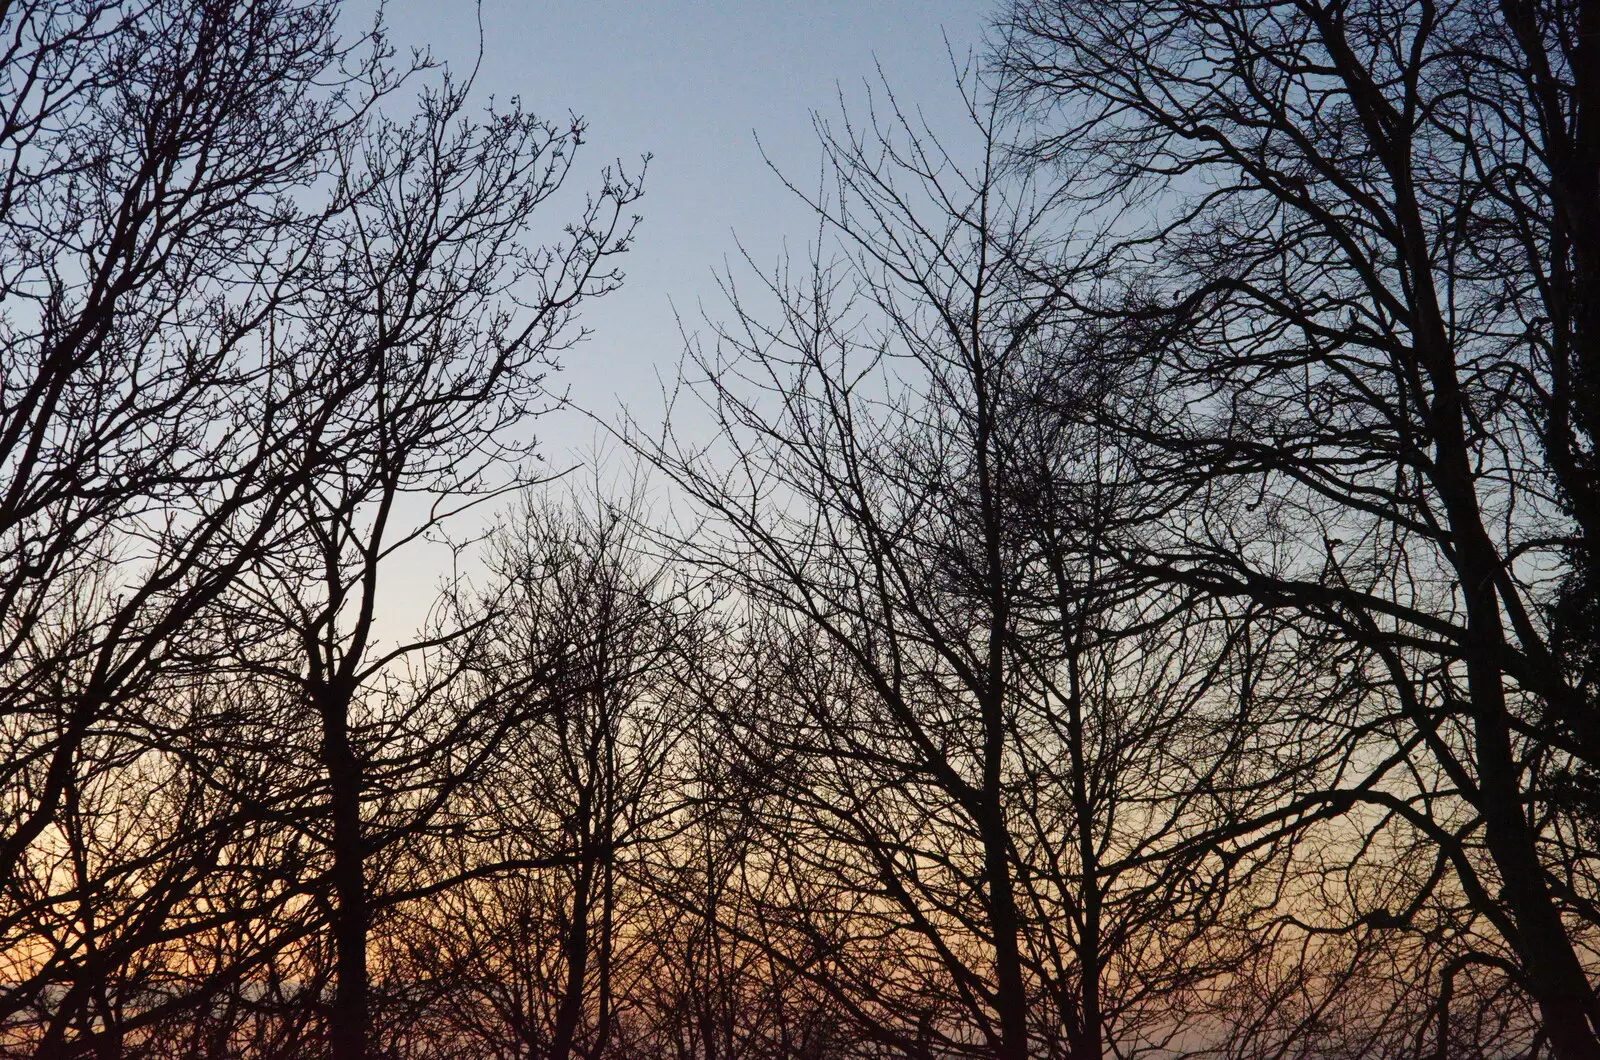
[321,696,369,1060]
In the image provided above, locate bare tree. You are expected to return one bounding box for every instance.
[0,3,642,1055]
[627,75,1315,1060]
[225,80,641,1060]
[0,1,396,1050]
[1001,0,1600,1055]
[387,490,704,1060]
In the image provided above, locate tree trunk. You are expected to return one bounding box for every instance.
[1428,350,1600,1060]
[978,798,1031,1060]
[1066,656,1101,1060]
[321,696,369,1060]
[550,820,596,1060]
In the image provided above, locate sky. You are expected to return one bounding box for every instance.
[350,1,998,632]
[375,0,996,464]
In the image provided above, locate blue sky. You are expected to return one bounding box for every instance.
[376,0,996,462]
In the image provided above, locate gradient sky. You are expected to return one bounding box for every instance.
[376,1,995,463]
[344,2,998,635]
